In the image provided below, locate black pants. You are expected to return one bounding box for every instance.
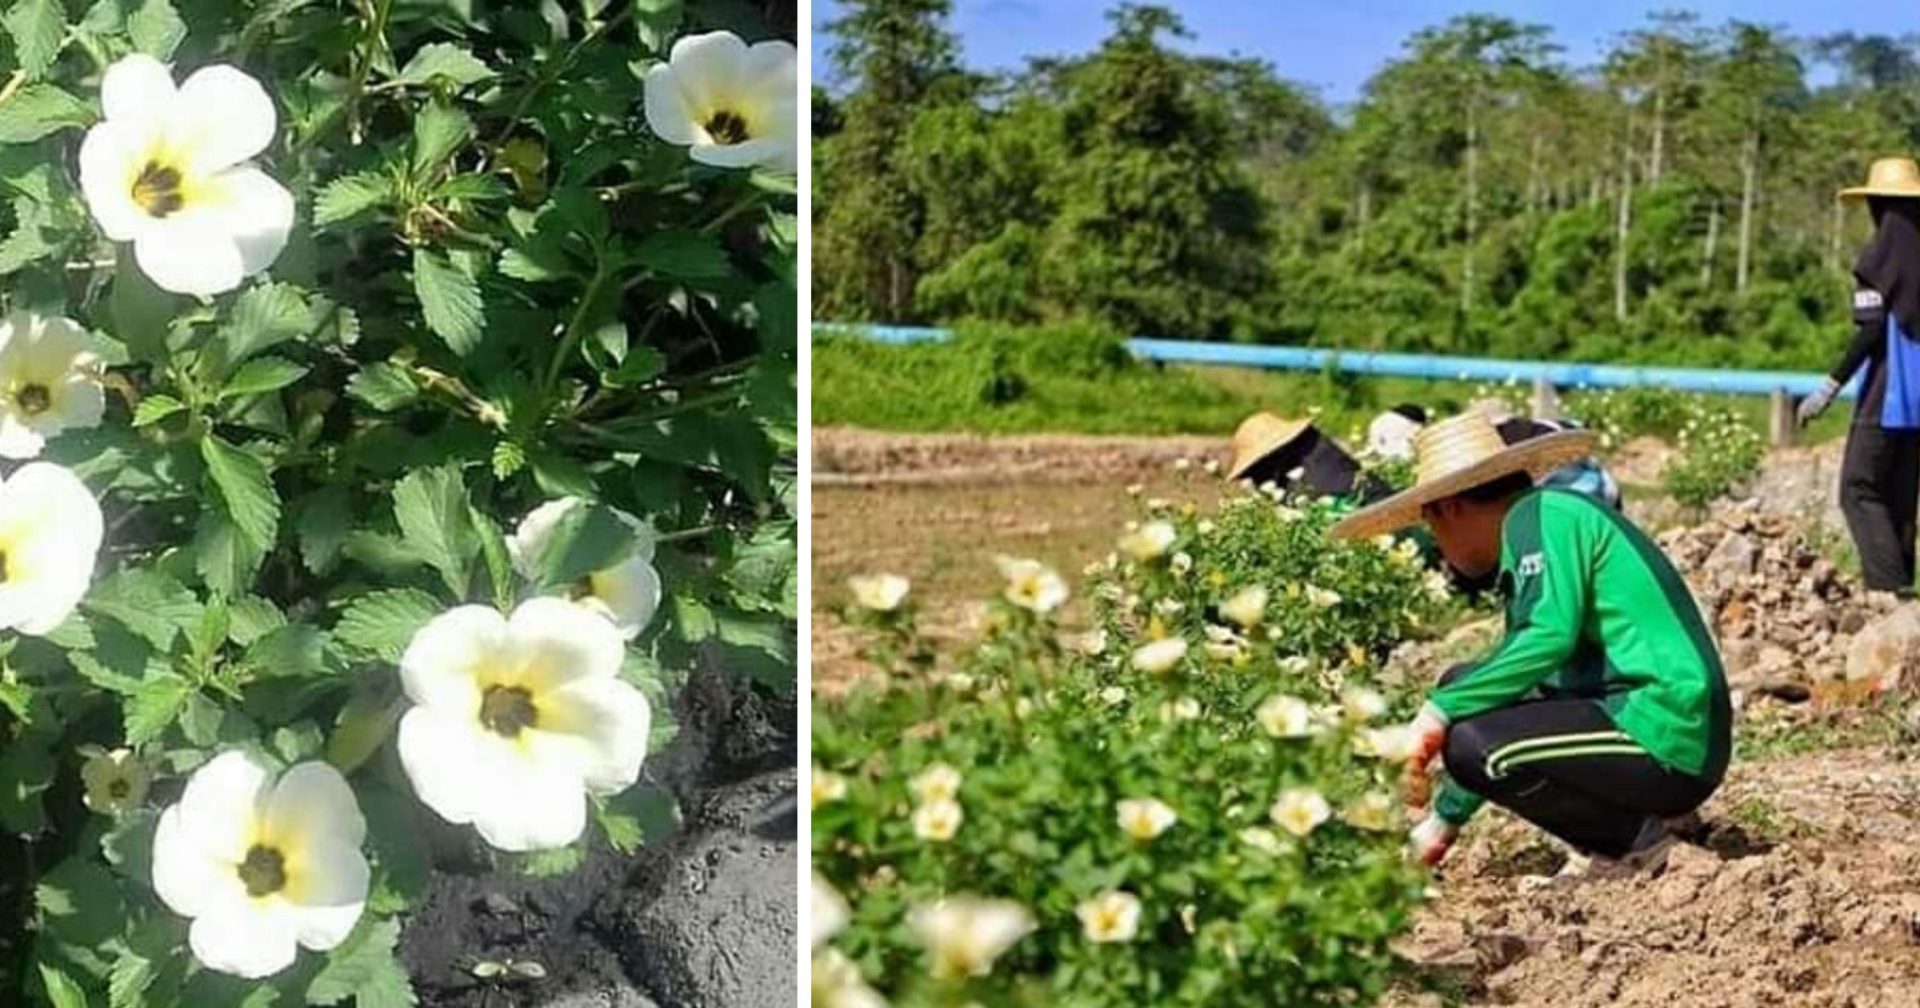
[1439,693,1718,858]
[1839,423,1920,593]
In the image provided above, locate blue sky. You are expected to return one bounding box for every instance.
[811,1,1900,106]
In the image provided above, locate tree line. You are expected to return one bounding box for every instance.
[812,2,1920,370]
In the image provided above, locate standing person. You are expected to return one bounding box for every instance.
[1328,412,1732,874]
[1797,157,1920,599]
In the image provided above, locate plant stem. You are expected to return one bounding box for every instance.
[700,190,765,235]
[655,525,717,544]
[489,8,634,146]
[542,263,611,396]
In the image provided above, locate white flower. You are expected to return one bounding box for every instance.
[811,873,850,951]
[1202,459,1221,475]
[1073,628,1109,656]
[1099,686,1128,707]
[1170,551,1193,577]
[1354,725,1418,762]
[1341,686,1387,723]
[0,462,104,635]
[1286,467,1305,482]
[0,313,103,459]
[1077,890,1143,943]
[79,55,293,296]
[508,497,661,640]
[1220,585,1269,628]
[1159,697,1202,722]
[1173,457,1191,472]
[643,31,797,173]
[1126,483,1145,496]
[1196,519,1216,535]
[151,752,367,979]
[909,897,1035,980]
[1277,654,1312,676]
[1130,638,1188,674]
[1153,597,1186,617]
[1257,694,1316,738]
[995,555,1068,614]
[1424,570,1453,602]
[1238,826,1287,855]
[1275,504,1304,523]
[910,763,963,805]
[396,598,651,851]
[814,948,889,1008]
[1341,792,1396,832]
[1371,534,1397,552]
[1306,585,1343,609]
[1270,788,1332,838]
[1117,520,1176,561]
[846,572,909,612]
[913,799,963,842]
[1116,797,1177,840]
[79,746,148,814]
[812,767,848,809]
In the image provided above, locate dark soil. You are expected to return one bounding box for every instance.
[398,645,798,1008]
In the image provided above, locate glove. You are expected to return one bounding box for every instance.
[1401,706,1449,813]
[1410,814,1460,868]
[1796,378,1839,428]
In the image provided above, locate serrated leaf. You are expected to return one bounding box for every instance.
[200,435,280,555]
[127,0,186,58]
[633,230,731,281]
[412,248,483,355]
[226,595,284,644]
[0,83,93,142]
[305,918,416,1008]
[220,356,308,399]
[530,501,633,593]
[131,394,185,426]
[672,594,715,640]
[490,440,525,479]
[39,965,90,1008]
[470,504,513,608]
[393,465,477,598]
[298,485,350,575]
[124,675,191,746]
[397,42,494,86]
[195,503,266,596]
[411,99,471,177]
[346,361,418,410]
[0,197,58,274]
[313,170,395,228]
[218,282,311,366]
[5,0,66,79]
[243,623,327,678]
[518,843,583,877]
[84,568,201,649]
[334,589,440,662]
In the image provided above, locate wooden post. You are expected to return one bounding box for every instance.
[1769,387,1796,448]
[1531,376,1562,421]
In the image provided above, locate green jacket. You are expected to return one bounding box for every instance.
[1430,489,1731,825]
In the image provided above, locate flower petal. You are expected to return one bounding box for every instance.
[188,902,299,979]
[0,416,44,460]
[397,705,492,828]
[666,31,749,111]
[78,120,158,241]
[469,740,589,852]
[171,751,271,862]
[197,165,294,276]
[151,804,248,920]
[132,219,245,296]
[399,604,505,713]
[689,136,786,170]
[643,64,700,145]
[505,596,625,692]
[505,497,582,580]
[741,40,797,99]
[264,761,366,851]
[174,65,277,174]
[101,54,178,124]
[532,676,650,793]
[281,838,368,951]
[584,556,660,639]
[397,705,589,852]
[0,462,102,633]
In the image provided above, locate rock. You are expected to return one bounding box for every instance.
[1702,533,1761,592]
[1845,604,1920,692]
[538,990,660,1008]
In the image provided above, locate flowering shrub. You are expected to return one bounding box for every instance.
[0,1,795,1004]
[1664,402,1765,511]
[815,485,1450,1006]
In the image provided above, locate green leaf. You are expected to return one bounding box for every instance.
[297,486,351,575]
[392,465,477,598]
[0,83,90,141]
[125,674,192,746]
[334,589,440,663]
[529,501,634,593]
[226,595,285,644]
[84,568,201,649]
[200,434,281,556]
[519,843,583,877]
[313,170,395,228]
[220,357,308,399]
[0,197,59,275]
[242,624,328,678]
[490,439,525,479]
[305,918,416,1008]
[39,965,90,1008]
[633,230,732,281]
[5,0,66,79]
[218,282,311,366]
[195,505,266,596]
[672,594,716,641]
[0,731,52,833]
[346,361,418,410]
[131,394,185,426]
[126,0,186,58]
[397,42,495,87]
[411,99,471,177]
[412,248,484,355]
[108,248,175,363]
[469,504,514,608]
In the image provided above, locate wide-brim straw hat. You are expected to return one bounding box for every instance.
[1227,412,1313,479]
[1328,412,1597,541]
[1838,157,1920,201]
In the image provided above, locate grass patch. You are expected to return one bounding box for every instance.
[1725,794,1821,844]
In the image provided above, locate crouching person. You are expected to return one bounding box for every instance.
[1328,412,1731,874]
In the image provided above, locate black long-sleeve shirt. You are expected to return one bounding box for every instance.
[1831,286,1891,427]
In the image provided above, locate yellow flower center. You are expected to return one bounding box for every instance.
[107,777,130,799]
[704,109,750,145]
[479,684,539,738]
[132,161,186,218]
[13,383,48,416]
[238,844,287,897]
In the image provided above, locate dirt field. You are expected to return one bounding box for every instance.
[811,425,1920,1007]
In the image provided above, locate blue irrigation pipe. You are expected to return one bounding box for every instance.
[813,323,1856,400]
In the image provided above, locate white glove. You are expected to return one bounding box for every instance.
[1410,814,1460,868]
[1797,378,1839,428]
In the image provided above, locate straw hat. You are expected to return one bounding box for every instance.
[1327,412,1597,541]
[1226,412,1313,479]
[1838,157,1920,201]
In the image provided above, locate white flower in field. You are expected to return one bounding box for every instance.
[508,497,661,640]
[1275,503,1303,523]
[909,897,1035,980]
[1153,598,1186,617]
[1341,686,1387,723]
[79,746,148,814]
[1014,696,1036,718]
[910,763,963,805]
[1239,826,1287,855]
[995,556,1067,614]
[1393,538,1422,566]
[1117,520,1176,561]
[0,462,104,635]
[396,598,650,852]
[1306,585,1343,609]
[1220,585,1269,628]
[1173,457,1192,472]
[1371,534,1397,552]
[1202,458,1220,475]
[1277,654,1312,676]
[1341,792,1396,832]
[1072,628,1109,656]
[1270,788,1332,838]
[1286,467,1305,483]
[1130,638,1187,674]
[846,573,909,612]
[1180,903,1199,934]
[0,313,103,459]
[1196,518,1216,535]
[1116,797,1177,840]
[812,767,848,809]
[813,948,889,1008]
[151,752,367,979]
[912,799,963,842]
[1257,694,1315,739]
[811,872,850,951]
[1125,483,1145,496]
[1158,697,1201,722]
[644,31,796,173]
[941,672,976,693]
[1145,498,1171,512]
[1077,890,1142,943]
[1099,686,1128,707]
[79,55,292,296]
[1355,725,1417,762]
[1170,551,1193,577]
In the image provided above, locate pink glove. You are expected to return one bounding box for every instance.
[1410,814,1460,868]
